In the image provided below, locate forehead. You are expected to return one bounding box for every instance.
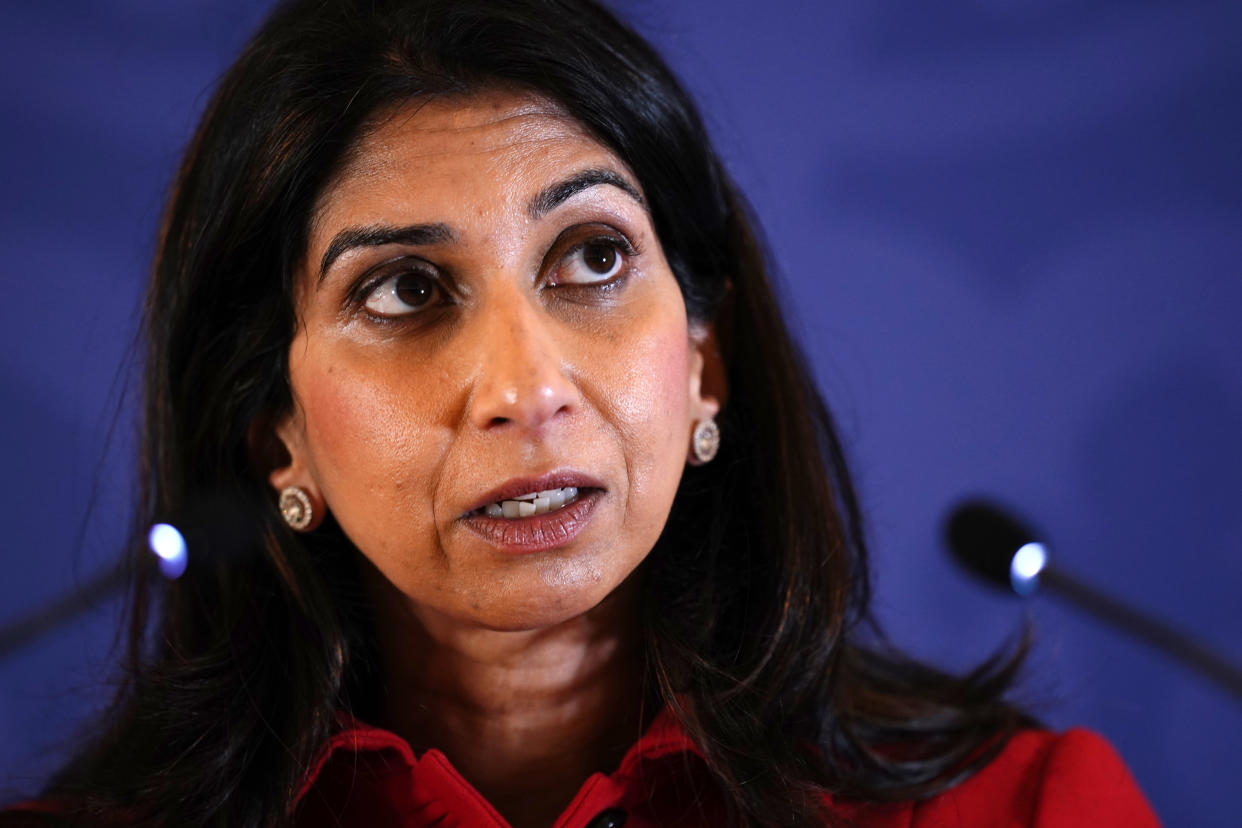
[312,89,628,231]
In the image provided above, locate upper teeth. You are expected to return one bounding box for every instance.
[484,487,579,518]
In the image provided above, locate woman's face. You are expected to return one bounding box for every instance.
[271,90,718,632]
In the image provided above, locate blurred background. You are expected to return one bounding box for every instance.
[2,0,1239,822]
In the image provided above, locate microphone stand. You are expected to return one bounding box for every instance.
[0,561,128,660]
[1039,565,1242,702]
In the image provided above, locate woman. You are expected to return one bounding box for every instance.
[4,0,1156,825]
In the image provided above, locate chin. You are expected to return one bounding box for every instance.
[476,591,609,634]
[467,560,632,633]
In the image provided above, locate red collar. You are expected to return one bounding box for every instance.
[294,707,720,828]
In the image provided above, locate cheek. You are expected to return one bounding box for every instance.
[295,348,449,519]
[603,313,693,513]
[641,332,692,441]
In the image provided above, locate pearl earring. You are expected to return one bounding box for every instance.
[692,418,721,464]
[279,486,314,531]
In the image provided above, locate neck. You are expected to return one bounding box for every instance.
[365,571,649,828]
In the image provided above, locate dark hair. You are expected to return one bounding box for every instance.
[40,0,1027,825]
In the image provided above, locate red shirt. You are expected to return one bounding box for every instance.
[292,709,1161,827]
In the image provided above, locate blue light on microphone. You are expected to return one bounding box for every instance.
[1009,541,1047,596]
[147,523,188,580]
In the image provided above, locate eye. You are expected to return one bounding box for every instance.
[555,238,627,286]
[360,268,443,318]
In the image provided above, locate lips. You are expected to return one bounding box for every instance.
[459,470,606,554]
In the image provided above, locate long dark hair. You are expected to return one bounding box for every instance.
[39,0,1027,825]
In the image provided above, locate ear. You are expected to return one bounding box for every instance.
[688,320,726,425]
[248,406,326,532]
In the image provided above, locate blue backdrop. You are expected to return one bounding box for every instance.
[2,2,1240,822]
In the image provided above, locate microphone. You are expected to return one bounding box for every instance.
[0,491,262,661]
[945,498,1242,703]
[946,501,1048,596]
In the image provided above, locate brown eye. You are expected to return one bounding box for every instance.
[558,239,625,285]
[363,270,441,317]
[583,242,617,275]
[395,273,435,306]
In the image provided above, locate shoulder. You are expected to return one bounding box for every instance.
[918,729,1161,828]
[835,729,1160,828]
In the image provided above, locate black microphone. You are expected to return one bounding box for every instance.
[0,491,262,661]
[945,498,1242,703]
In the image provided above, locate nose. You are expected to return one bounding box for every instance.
[464,290,580,433]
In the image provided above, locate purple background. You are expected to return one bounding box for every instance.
[3,1,1240,822]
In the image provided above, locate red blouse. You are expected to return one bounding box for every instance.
[292,709,1161,828]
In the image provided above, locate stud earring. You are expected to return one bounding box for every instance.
[279,486,314,531]
[691,418,721,464]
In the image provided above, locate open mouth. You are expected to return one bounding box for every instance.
[472,486,583,518]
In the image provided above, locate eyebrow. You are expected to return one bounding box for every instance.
[527,167,646,220]
[318,223,454,283]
